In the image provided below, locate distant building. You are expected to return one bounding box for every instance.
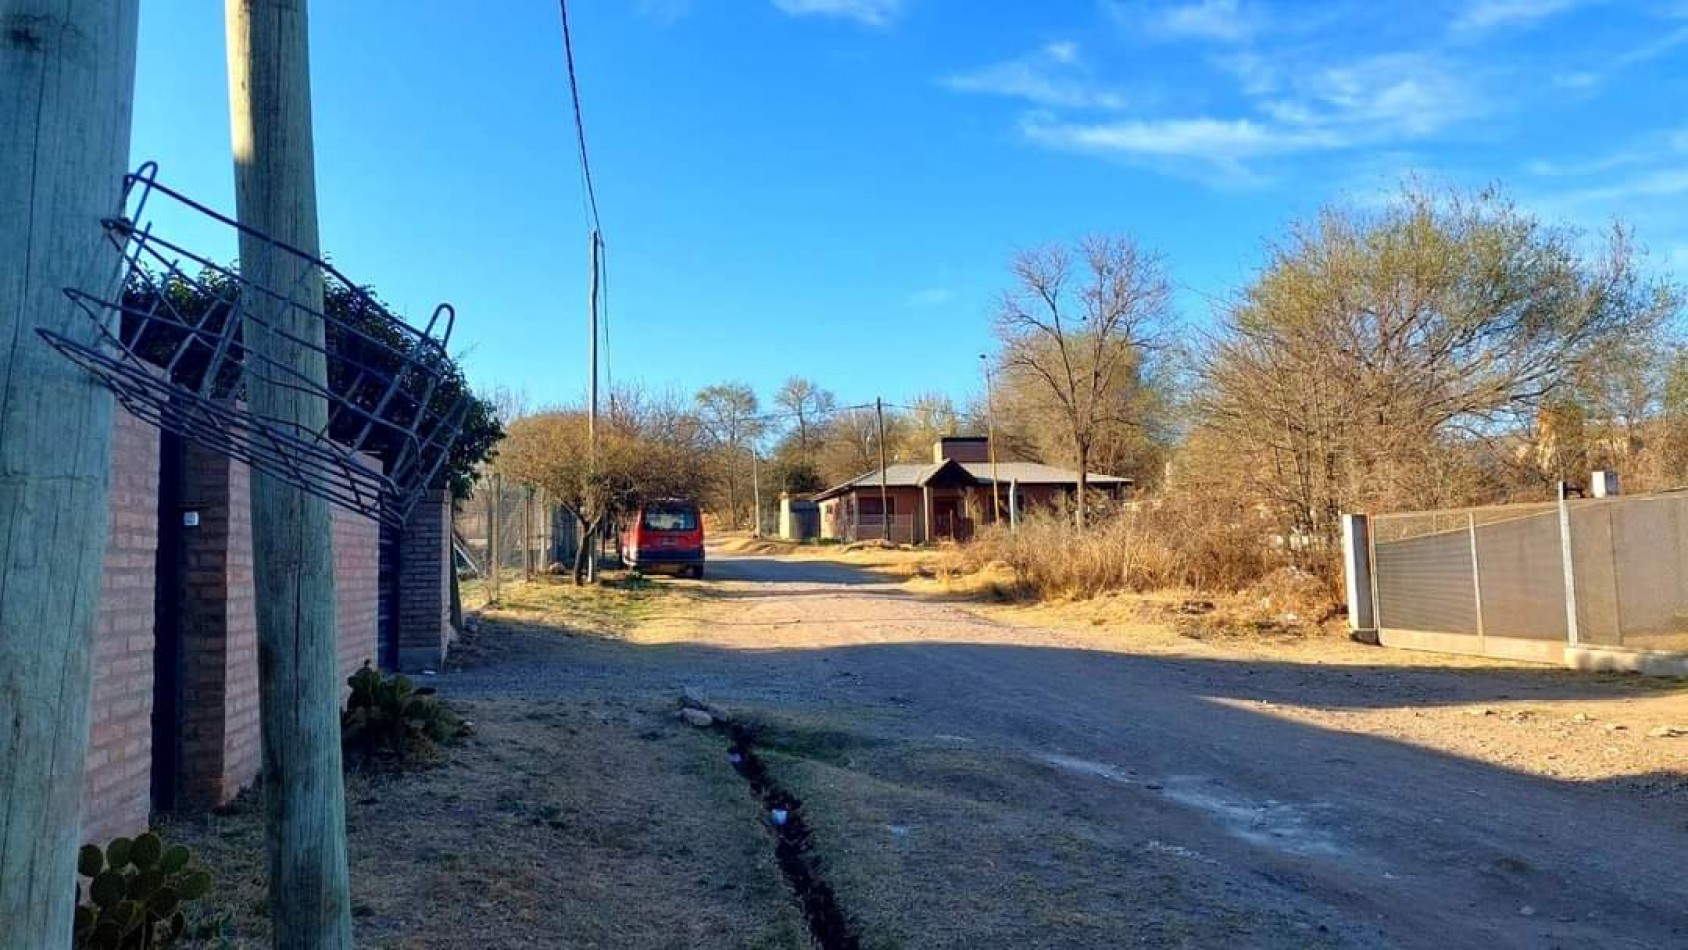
[814,436,1131,543]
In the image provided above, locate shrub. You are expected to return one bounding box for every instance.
[74,831,213,949]
[341,663,463,764]
[939,493,1333,602]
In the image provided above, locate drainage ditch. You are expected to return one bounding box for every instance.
[723,722,862,950]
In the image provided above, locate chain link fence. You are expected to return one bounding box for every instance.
[455,475,582,603]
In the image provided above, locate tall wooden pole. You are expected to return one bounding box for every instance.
[876,398,891,542]
[225,1,353,945]
[980,355,1001,525]
[585,232,602,581]
[750,445,762,538]
[0,3,139,943]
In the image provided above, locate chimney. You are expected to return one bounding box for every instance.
[934,436,991,464]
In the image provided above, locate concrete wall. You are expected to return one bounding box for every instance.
[397,489,452,672]
[80,405,161,846]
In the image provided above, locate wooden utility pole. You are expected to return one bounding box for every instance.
[585,230,601,582]
[0,3,139,943]
[750,446,763,538]
[487,471,502,602]
[980,354,1002,525]
[225,1,353,945]
[876,398,891,542]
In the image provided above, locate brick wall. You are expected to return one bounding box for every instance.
[176,454,382,808]
[332,485,381,681]
[84,424,398,831]
[397,490,453,672]
[175,446,260,809]
[80,405,161,845]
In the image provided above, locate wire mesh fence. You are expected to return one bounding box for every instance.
[1370,492,1688,654]
[455,475,583,603]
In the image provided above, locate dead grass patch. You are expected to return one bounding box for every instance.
[165,696,805,949]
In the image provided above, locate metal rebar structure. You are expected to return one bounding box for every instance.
[38,163,471,524]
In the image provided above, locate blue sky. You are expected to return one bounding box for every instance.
[130,0,1688,411]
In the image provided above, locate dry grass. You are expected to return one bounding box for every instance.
[165,687,804,948]
[924,505,1341,634]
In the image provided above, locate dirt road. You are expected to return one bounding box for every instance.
[454,548,1688,948]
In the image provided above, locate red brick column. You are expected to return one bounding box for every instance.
[80,406,161,845]
[397,490,452,672]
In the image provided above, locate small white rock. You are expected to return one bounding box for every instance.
[679,708,714,728]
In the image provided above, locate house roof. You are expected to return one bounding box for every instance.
[813,458,973,501]
[960,462,1132,486]
[814,458,1131,501]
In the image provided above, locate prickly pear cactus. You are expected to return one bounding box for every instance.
[342,660,464,764]
[73,831,213,949]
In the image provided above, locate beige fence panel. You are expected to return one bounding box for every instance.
[1370,492,1688,663]
[1373,521,1478,636]
[1471,505,1566,642]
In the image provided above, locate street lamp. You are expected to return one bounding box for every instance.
[979,354,1001,525]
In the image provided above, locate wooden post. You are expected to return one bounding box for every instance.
[224,1,352,944]
[487,472,502,602]
[876,398,891,542]
[751,447,762,538]
[0,2,139,942]
[522,486,534,581]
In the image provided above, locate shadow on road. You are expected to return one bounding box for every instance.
[443,612,1688,949]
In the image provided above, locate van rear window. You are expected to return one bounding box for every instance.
[642,506,698,532]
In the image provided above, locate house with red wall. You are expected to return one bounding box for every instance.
[815,436,1131,544]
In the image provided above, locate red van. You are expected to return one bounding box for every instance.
[622,499,705,578]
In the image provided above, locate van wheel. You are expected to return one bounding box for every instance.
[690,565,705,580]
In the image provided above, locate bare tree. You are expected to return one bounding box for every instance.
[498,404,711,583]
[995,235,1171,529]
[775,376,836,458]
[695,383,764,528]
[0,2,139,942]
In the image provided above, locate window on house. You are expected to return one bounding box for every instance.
[858,496,897,517]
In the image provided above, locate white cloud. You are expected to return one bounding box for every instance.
[1013,52,1477,179]
[635,0,693,24]
[1558,169,1688,204]
[1454,0,1582,31]
[1022,115,1339,168]
[904,287,957,307]
[1526,128,1688,177]
[771,0,903,26]
[1549,24,1688,89]
[1152,0,1261,43]
[944,42,1131,110]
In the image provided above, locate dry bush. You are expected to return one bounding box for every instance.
[940,494,1338,610]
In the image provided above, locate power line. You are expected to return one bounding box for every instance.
[557,0,611,392]
[557,0,602,235]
